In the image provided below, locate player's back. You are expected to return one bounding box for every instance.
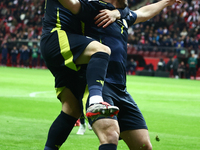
[42,0,82,34]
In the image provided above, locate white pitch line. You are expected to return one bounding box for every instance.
[29,91,54,97]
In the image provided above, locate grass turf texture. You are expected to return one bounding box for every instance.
[0,66,200,150]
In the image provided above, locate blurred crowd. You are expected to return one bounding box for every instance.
[128,0,200,54]
[0,0,45,68]
[0,0,45,45]
[0,0,199,74]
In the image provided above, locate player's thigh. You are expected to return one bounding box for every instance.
[41,30,93,69]
[92,118,119,145]
[75,41,111,65]
[87,90,119,145]
[120,129,152,150]
[59,87,81,119]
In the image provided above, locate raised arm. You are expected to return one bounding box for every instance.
[58,0,81,14]
[133,0,182,24]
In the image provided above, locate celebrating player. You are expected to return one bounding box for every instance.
[40,0,127,149]
[75,0,182,149]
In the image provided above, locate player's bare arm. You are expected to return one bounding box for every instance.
[58,0,81,14]
[133,0,182,24]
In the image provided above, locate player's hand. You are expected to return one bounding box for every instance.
[94,9,120,28]
[166,0,182,6]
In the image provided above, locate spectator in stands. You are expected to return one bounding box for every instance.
[189,37,199,51]
[175,37,184,53]
[0,33,4,44]
[31,44,39,68]
[126,58,137,75]
[11,46,18,66]
[157,58,166,71]
[38,48,45,68]
[22,45,30,68]
[157,27,163,35]
[184,36,191,48]
[1,44,8,66]
[177,61,186,78]
[180,27,188,37]
[166,57,173,72]
[128,34,138,45]
[40,54,45,68]
[19,44,25,67]
[187,53,197,79]
[172,55,179,79]
[0,24,6,39]
[162,36,171,47]
[144,63,154,72]
[163,26,169,35]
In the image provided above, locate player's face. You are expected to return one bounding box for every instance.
[117,0,128,8]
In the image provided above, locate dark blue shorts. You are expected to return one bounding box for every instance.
[88,82,148,132]
[40,30,94,100]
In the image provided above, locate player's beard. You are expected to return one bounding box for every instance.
[117,0,128,8]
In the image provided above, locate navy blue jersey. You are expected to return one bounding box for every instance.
[78,1,137,86]
[42,0,82,34]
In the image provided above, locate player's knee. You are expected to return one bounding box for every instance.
[139,141,152,150]
[62,104,81,118]
[93,45,111,56]
[100,129,119,145]
[99,124,119,145]
[101,45,111,55]
[93,119,119,145]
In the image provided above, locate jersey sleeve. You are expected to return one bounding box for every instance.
[76,0,97,22]
[117,7,130,19]
[126,10,137,26]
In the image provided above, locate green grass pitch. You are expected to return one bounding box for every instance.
[0,66,200,150]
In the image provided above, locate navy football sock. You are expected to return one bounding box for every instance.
[86,52,109,99]
[99,144,117,150]
[44,111,77,150]
[80,117,85,124]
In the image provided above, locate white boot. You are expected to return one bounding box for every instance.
[76,123,86,135]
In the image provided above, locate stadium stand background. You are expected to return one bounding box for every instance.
[0,0,200,78]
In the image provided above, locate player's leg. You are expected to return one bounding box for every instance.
[44,88,81,150]
[60,88,82,118]
[75,40,119,118]
[104,83,152,150]
[120,129,152,150]
[92,118,119,150]
[41,31,84,150]
[87,84,120,150]
[75,41,111,105]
